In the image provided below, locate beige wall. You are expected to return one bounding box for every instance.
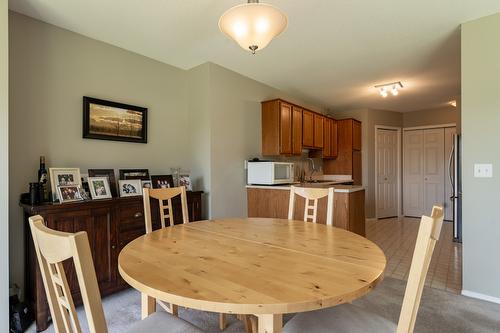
[461,12,500,300]
[206,63,325,218]
[1,0,10,326]
[187,63,211,218]
[9,12,191,289]
[328,109,403,218]
[403,104,459,130]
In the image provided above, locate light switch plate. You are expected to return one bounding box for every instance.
[474,163,493,178]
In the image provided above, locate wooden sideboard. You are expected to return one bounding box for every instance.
[21,191,202,332]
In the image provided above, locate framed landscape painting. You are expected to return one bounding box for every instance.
[83,96,148,143]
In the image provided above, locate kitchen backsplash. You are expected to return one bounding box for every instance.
[273,153,323,181]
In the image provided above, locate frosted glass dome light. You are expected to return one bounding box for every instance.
[219,0,288,54]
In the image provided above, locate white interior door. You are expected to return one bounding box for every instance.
[376,129,398,218]
[444,127,456,221]
[403,130,424,217]
[423,128,445,215]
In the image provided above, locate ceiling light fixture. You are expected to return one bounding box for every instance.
[218,0,288,54]
[375,81,403,98]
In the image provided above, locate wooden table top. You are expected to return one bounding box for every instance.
[118,218,386,315]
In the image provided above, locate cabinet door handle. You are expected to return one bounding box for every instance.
[111,245,116,250]
[134,212,143,218]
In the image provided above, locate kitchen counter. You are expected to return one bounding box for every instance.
[247,183,366,236]
[245,183,364,193]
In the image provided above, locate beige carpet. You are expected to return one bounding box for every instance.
[28,277,500,332]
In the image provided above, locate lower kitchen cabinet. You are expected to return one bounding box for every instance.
[247,187,365,236]
[21,192,202,331]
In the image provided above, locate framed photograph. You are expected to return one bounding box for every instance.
[88,177,112,200]
[119,179,143,197]
[141,180,153,189]
[83,96,147,143]
[49,168,82,202]
[178,174,193,191]
[119,169,150,180]
[57,185,84,203]
[88,169,118,197]
[151,175,174,189]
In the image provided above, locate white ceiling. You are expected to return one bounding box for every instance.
[9,1,500,112]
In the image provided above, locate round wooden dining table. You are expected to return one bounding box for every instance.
[118,218,386,333]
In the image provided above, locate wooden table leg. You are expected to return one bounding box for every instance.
[141,293,156,319]
[258,314,282,333]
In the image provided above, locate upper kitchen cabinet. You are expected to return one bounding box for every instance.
[302,110,314,148]
[313,114,324,148]
[323,117,338,159]
[292,106,303,155]
[262,99,300,156]
[323,119,362,184]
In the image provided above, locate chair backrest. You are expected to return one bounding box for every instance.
[396,205,444,333]
[143,186,189,233]
[288,186,334,225]
[29,215,107,333]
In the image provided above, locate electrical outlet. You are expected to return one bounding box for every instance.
[474,163,493,178]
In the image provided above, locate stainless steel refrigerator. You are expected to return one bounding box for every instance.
[448,133,462,242]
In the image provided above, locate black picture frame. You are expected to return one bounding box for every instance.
[83,96,148,143]
[88,169,118,198]
[151,175,175,189]
[119,169,150,181]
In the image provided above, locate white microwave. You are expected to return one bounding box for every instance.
[247,162,295,185]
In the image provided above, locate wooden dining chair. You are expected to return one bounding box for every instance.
[143,187,228,330]
[288,186,334,225]
[28,215,204,333]
[283,205,445,333]
[143,186,189,234]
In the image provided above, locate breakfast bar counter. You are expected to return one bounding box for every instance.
[246,184,366,236]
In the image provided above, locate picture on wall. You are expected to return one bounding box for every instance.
[83,96,148,143]
[49,168,82,202]
[151,175,174,189]
[88,169,118,197]
[57,185,84,203]
[88,177,112,200]
[119,179,143,197]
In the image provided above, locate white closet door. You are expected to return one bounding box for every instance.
[423,128,445,215]
[444,127,456,221]
[376,129,398,218]
[403,130,424,217]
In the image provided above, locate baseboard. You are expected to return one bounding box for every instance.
[462,290,500,304]
[365,218,377,223]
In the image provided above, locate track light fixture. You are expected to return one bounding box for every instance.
[375,81,403,98]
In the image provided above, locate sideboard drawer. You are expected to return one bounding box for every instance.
[118,201,145,232]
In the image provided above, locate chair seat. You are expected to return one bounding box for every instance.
[283,303,397,333]
[126,311,205,333]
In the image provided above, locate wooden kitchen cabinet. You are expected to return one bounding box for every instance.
[313,114,324,148]
[247,187,365,236]
[323,118,332,157]
[353,119,362,151]
[302,110,314,148]
[262,99,301,156]
[323,119,362,184]
[292,106,303,155]
[322,118,338,159]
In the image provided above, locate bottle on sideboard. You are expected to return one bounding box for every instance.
[38,156,48,202]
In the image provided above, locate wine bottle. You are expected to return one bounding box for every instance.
[38,156,48,202]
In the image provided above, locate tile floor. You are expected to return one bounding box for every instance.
[366,217,462,294]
